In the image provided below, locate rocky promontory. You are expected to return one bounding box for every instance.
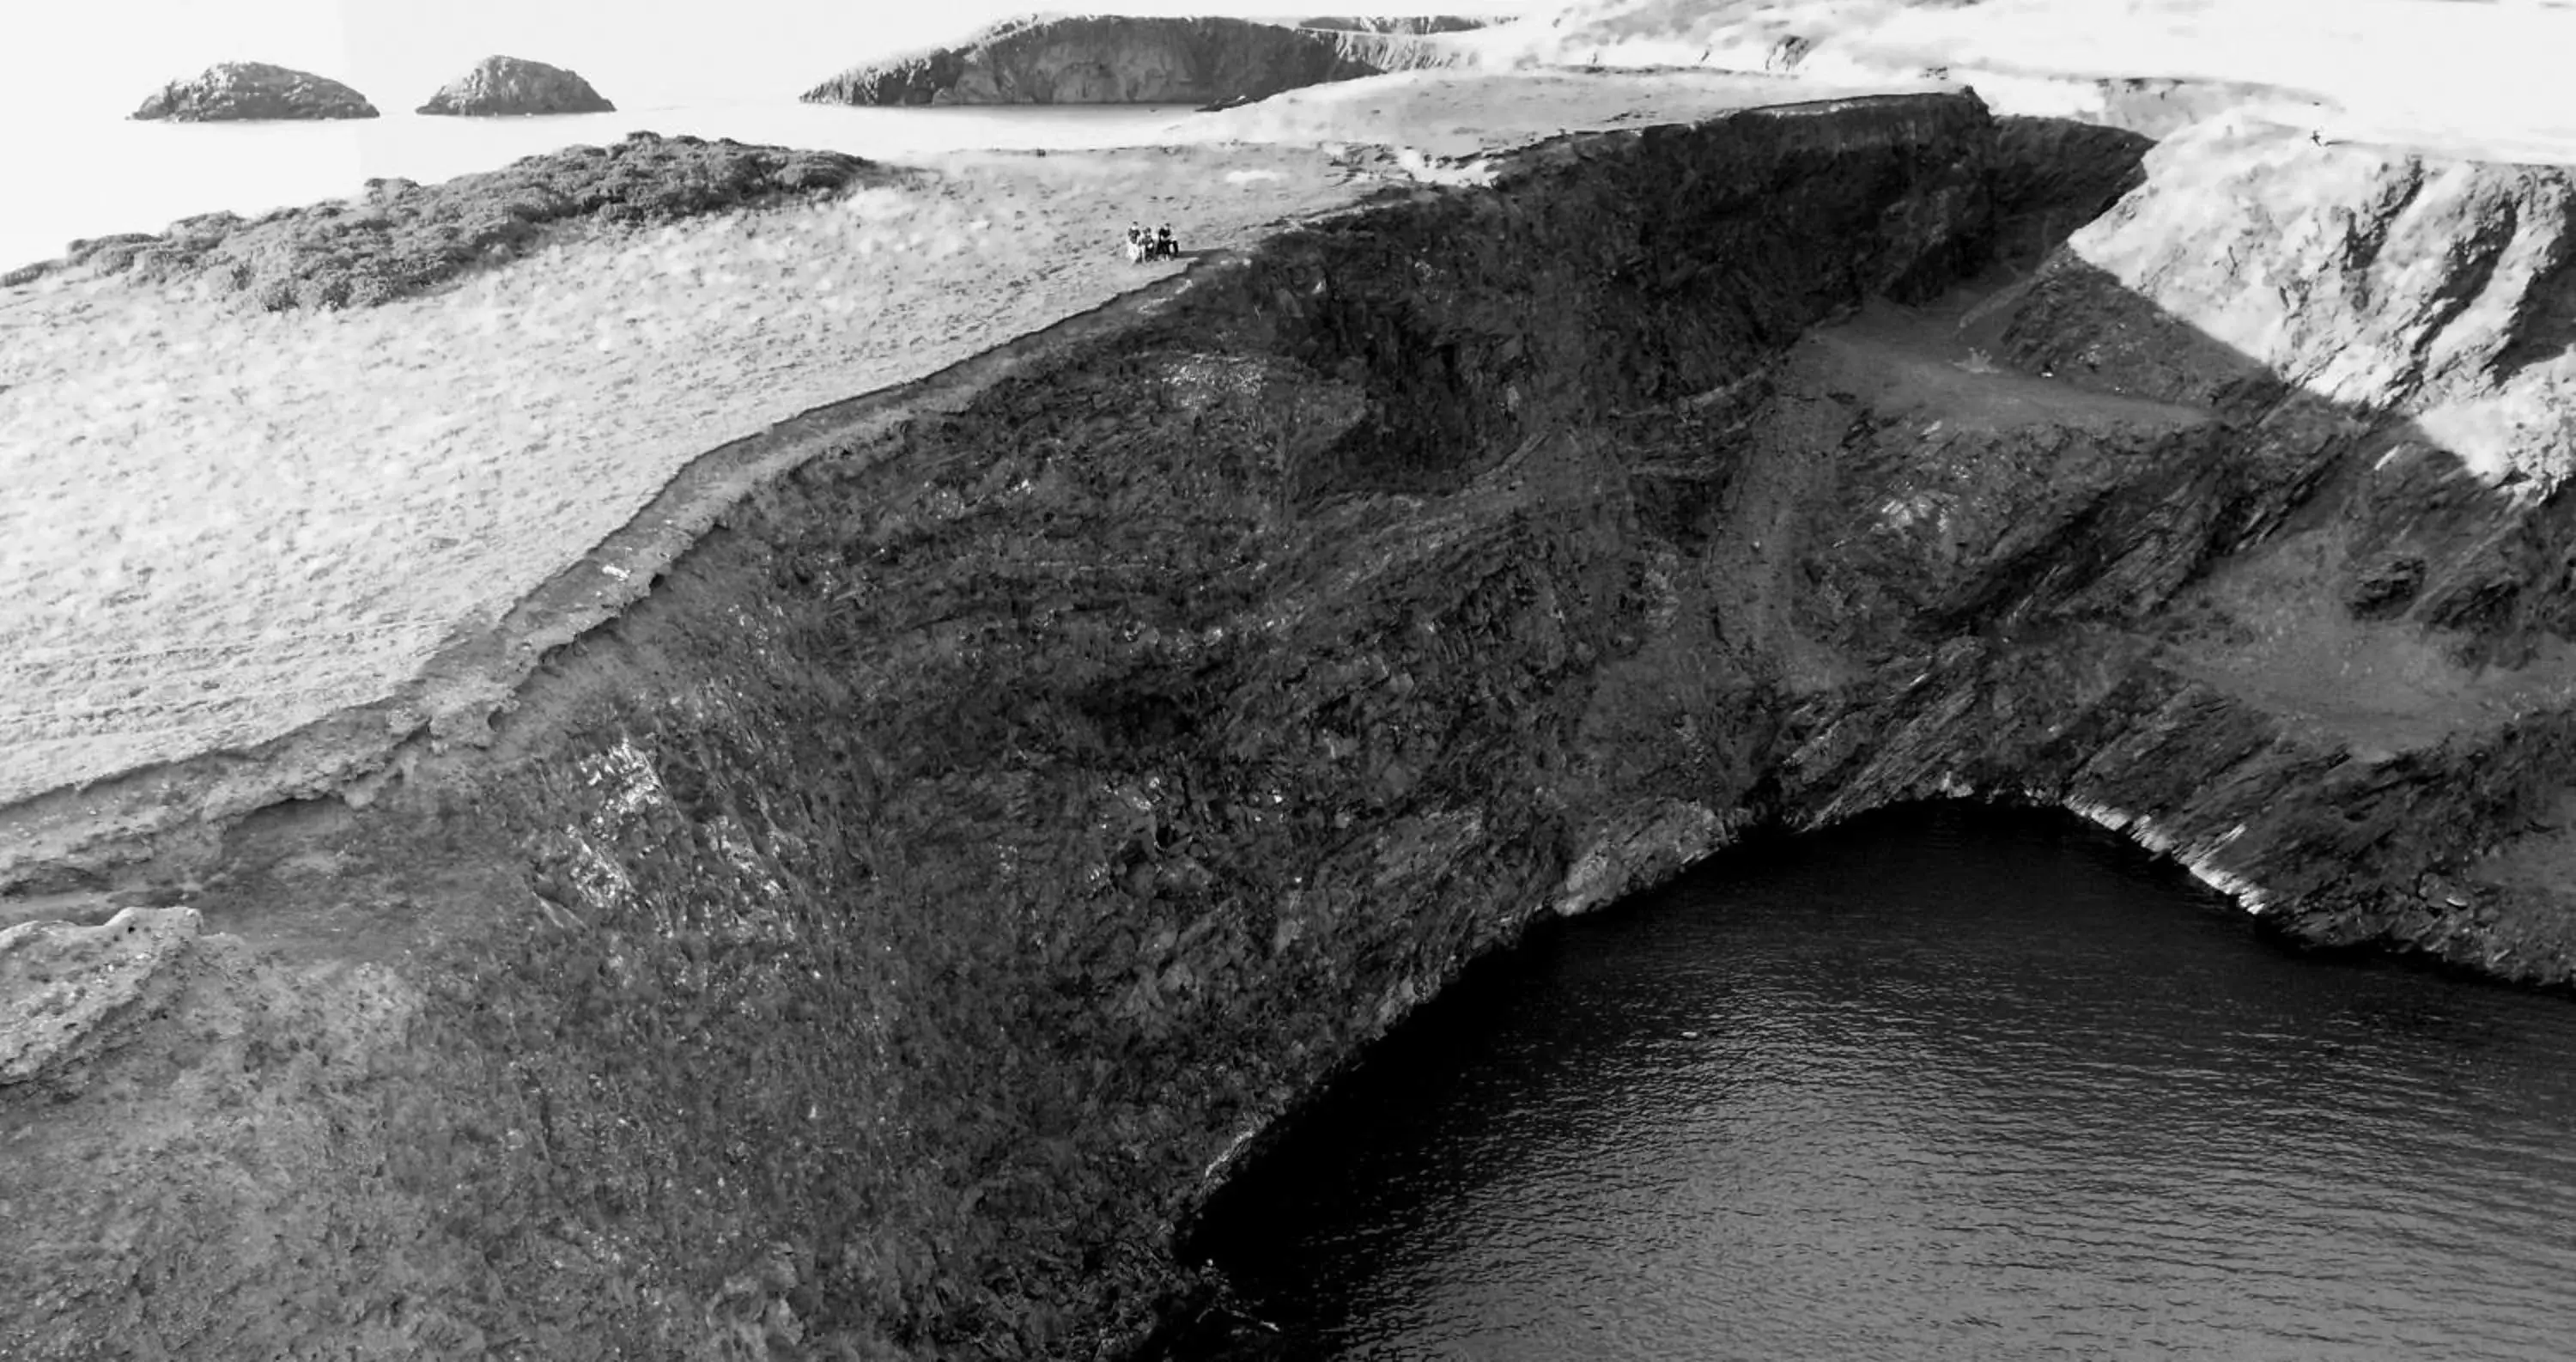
[12,88,2576,1361]
[799,15,1463,106]
[131,62,379,121]
[416,55,615,116]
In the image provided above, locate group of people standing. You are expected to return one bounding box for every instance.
[1124,222,1179,264]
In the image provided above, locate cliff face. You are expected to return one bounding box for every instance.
[132,62,379,121]
[8,92,2576,1360]
[417,55,616,115]
[2007,119,2576,490]
[799,15,1460,106]
[1950,115,2576,970]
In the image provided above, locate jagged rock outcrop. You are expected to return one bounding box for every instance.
[416,55,615,115]
[799,15,1460,106]
[2007,117,2576,494]
[132,62,379,121]
[1,907,197,1085]
[10,89,2576,1362]
[1982,117,2155,270]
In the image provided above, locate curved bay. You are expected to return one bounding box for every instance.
[1192,806,2576,1361]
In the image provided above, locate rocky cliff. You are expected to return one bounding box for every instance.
[799,15,1461,106]
[8,91,2576,1360]
[417,55,616,115]
[132,61,380,121]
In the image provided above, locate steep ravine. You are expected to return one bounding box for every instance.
[6,93,2576,1359]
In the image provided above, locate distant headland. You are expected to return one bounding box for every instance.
[799,13,1485,107]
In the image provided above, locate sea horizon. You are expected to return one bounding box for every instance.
[3,0,1540,274]
[5,100,1225,276]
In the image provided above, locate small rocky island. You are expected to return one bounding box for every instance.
[417,55,616,116]
[800,14,1465,106]
[131,62,379,121]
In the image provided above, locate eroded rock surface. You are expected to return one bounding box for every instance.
[2008,117,2576,492]
[417,55,615,116]
[8,91,2576,1360]
[799,15,1459,106]
[1,906,197,1085]
[132,62,379,121]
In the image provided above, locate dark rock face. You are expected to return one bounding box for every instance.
[1984,115,2154,271]
[800,15,1453,106]
[132,61,378,121]
[416,55,615,116]
[11,90,2576,1360]
[1765,33,1816,72]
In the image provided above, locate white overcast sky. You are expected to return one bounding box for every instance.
[6,0,2571,162]
[0,2,1560,118]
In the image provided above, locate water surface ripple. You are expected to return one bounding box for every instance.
[1190,806,2576,1360]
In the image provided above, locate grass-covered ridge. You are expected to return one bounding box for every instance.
[3,131,889,310]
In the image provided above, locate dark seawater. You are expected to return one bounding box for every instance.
[1186,804,2576,1361]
